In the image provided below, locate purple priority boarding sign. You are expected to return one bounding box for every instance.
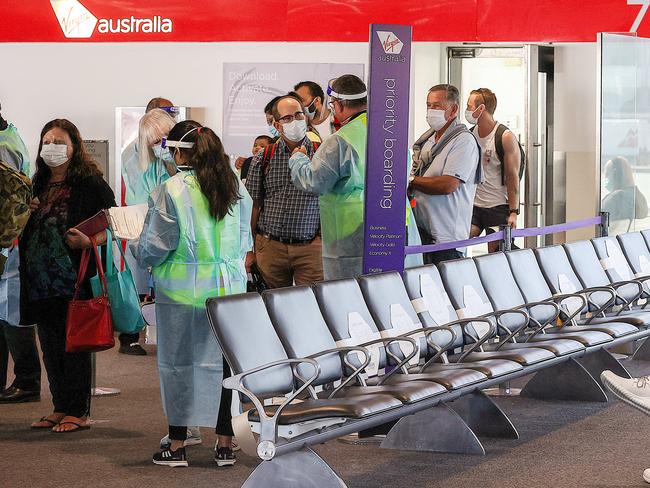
[362,24,412,274]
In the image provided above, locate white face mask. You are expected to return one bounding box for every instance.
[40,143,69,167]
[426,109,448,131]
[465,108,480,125]
[281,119,307,143]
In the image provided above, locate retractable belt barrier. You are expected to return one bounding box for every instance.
[405,214,608,256]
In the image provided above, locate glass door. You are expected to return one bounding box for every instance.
[448,45,554,249]
[598,33,650,235]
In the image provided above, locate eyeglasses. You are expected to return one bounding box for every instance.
[277,111,306,124]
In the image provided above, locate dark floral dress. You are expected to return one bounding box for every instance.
[21,182,77,302]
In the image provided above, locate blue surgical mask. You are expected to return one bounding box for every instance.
[152,144,165,159]
[268,124,280,138]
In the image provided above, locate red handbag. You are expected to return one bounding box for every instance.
[65,236,115,353]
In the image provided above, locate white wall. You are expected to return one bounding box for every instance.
[0,41,444,195]
[553,43,599,241]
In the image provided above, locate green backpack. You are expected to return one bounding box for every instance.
[0,160,32,260]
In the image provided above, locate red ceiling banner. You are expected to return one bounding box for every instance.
[1,0,649,43]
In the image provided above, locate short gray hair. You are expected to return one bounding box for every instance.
[429,84,460,106]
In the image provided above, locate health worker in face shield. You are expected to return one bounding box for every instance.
[288,75,422,279]
[132,121,252,468]
[121,98,177,206]
[138,109,178,197]
[120,108,177,356]
[288,75,368,280]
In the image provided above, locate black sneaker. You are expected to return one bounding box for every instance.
[153,447,188,467]
[215,447,236,467]
[119,343,147,356]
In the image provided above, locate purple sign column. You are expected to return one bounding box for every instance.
[362,24,412,274]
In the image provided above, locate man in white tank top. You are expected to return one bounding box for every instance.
[466,88,521,252]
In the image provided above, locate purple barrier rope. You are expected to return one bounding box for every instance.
[405,231,505,255]
[404,215,605,255]
[511,216,603,238]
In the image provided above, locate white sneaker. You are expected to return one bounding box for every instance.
[601,371,650,415]
[160,427,202,449]
[643,468,650,484]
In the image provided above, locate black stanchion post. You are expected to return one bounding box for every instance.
[499,225,512,252]
[599,211,610,237]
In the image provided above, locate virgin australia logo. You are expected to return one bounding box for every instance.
[50,0,173,39]
[50,0,97,38]
[376,31,404,54]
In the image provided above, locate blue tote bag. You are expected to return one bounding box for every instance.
[91,229,145,334]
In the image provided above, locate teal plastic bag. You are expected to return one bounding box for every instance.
[91,229,145,334]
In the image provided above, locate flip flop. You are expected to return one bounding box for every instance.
[52,420,90,434]
[31,416,60,429]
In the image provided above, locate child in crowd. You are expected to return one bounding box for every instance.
[235,135,273,181]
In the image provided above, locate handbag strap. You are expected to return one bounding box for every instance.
[90,235,110,298]
[73,247,92,301]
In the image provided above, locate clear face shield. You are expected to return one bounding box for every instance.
[326,82,367,119]
[161,127,199,171]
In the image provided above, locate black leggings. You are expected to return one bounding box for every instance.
[168,361,234,441]
[36,299,91,418]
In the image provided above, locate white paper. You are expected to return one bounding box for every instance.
[389,304,423,366]
[558,273,583,315]
[420,274,451,325]
[455,285,493,339]
[604,240,632,280]
[107,204,149,240]
[334,312,380,377]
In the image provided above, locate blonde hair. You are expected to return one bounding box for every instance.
[138,109,176,170]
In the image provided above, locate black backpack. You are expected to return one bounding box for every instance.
[493,124,526,186]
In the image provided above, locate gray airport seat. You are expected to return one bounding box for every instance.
[437,258,558,365]
[263,285,447,404]
[533,245,639,336]
[564,240,649,325]
[473,252,585,355]
[505,249,614,346]
[312,278,493,389]
[618,232,650,278]
[354,272,523,379]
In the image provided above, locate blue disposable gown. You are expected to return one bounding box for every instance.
[122,141,177,294]
[132,174,252,427]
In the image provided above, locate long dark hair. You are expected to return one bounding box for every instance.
[32,119,101,195]
[168,120,240,220]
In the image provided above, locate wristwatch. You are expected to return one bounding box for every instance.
[509,208,520,215]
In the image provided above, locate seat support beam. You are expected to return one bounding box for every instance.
[520,358,608,402]
[242,447,347,488]
[380,403,485,455]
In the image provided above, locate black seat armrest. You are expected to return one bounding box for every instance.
[579,286,617,323]
[609,280,645,312]
[447,318,498,362]
[479,309,531,349]
[354,336,419,385]
[547,292,588,325]
[306,346,370,398]
[513,301,561,339]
